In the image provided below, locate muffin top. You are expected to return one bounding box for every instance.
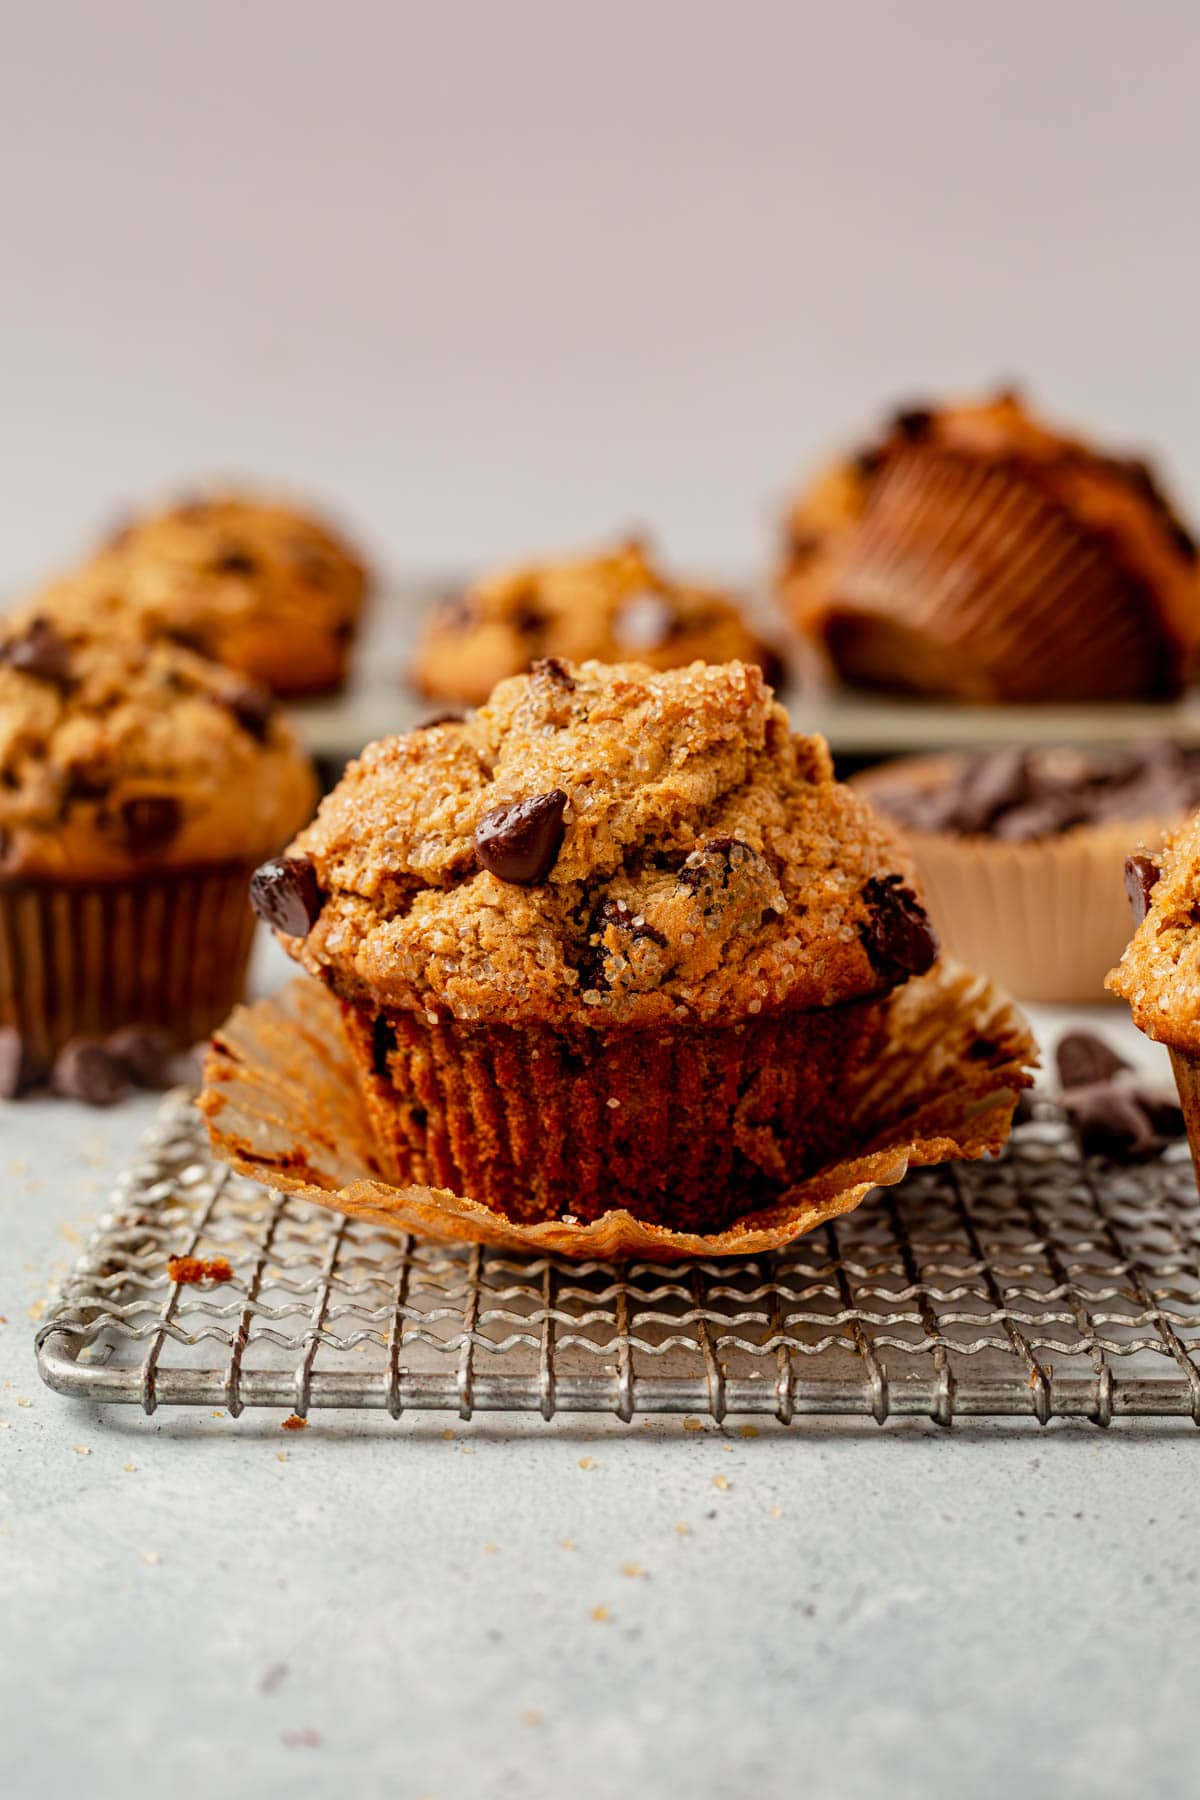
[780,388,1200,655]
[862,743,1200,844]
[412,537,778,706]
[0,612,317,880]
[49,490,369,694]
[261,657,937,1030]
[1108,811,1200,1053]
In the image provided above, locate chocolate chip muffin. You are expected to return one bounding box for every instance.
[0,612,316,1090]
[778,388,1200,701]
[50,489,370,698]
[1108,813,1200,1189]
[252,656,941,1233]
[856,743,1200,1003]
[411,537,780,706]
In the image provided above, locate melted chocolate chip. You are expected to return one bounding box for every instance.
[1125,853,1160,924]
[0,618,73,689]
[249,856,325,936]
[52,1038,131,1106]
[676,837,755,893]
[119,795,182,854]
[65,761,114,803]
[416,709,466,729]
[853,446,885,482]
[474,790,568,885]
[213,546,258,577]
[578,898,668,991]
[530,657,576,691]
[858,875,939,981]
[220,680,275,741]
[1055,1029,1130,1091]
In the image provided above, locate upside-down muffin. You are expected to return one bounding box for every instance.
[777,389,1200,701]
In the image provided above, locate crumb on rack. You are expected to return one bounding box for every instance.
[167,1254,234,1286]
[281,1413,308,1431]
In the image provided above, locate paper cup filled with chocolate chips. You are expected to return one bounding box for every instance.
[855,742,1200,1004]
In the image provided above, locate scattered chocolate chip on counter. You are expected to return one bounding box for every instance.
[1049,1027,1185,1162]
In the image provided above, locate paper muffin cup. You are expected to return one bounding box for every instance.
[0,863,259,1077]
[854,757,1179,1005]
[199,965,1035,1263]
[823,447,1181,700]
[340,996,892,1235]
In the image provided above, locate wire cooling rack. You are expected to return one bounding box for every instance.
[34,1093,1200,1426]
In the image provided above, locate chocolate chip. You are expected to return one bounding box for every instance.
[613,593,677,654]
[890,405,934,441]
[1125,853,1160,924]
[119,795,182,854]
[858,874,939,982]
[249,855,325,935]
[64,761,114,803]
[0,618,73,689]
[853,446,886,481]
[104,1024,177,1090]
[213,546,258,577]
[474,790,568,885]
[52,1038,132,1106]
[219,680,275,741]
[513,600,548,639]
[416,710,466,729]
[1132,1087,1187,1139]
[1055,1029,1130,1091]
[1061,1082,1159,1162]
[530,657,576,691]
[0,1028,38,1099]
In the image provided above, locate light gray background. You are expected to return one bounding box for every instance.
[2,0,1198,589]
[5,8,1200,1797]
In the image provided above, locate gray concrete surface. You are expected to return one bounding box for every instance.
[2,992,1196,1800]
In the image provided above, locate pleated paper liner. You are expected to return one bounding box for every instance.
[0,864,259,1075]
[854,756,1179,1005]
[1168,1051,1200,1198]
[199,966,1035,1264]
[345,993,892,1234]
[821,447,1181,701]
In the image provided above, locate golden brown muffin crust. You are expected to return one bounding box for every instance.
[412,537,778,705]
[59,490,369,697]
[271,657,935,1029]
[1108,809,1200,1052]
[0,612,317,880]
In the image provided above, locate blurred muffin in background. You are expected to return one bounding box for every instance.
[62,490,369,697]
[854,741,1200,1003]
[778,389,1200,702]
[411,536,782,706]
[0,610,316,1093]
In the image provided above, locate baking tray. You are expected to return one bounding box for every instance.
[293,580,1200,765]
[35,1093,1200,1426]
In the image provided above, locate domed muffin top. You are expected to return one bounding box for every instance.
[0,611,317,880]
[39,490,369,696]
[266,657,936,1029]
[412,536,777,706]
[1108,811,1200,1053]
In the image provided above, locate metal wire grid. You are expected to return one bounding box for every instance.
[34,1093,1200,1425]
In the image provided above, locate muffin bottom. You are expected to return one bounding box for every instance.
[341,997,891,1234]
[0,865,259,1076]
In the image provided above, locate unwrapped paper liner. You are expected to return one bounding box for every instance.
[199,967,1035,1263]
